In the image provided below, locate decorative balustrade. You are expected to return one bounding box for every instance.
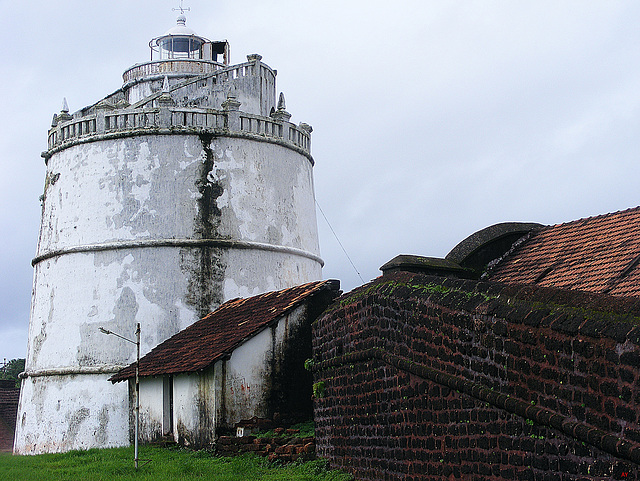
[123,60,224,84]
[289,126,310,151]
[239,115,283,139]
[123,59,268,86]
[59,118,97,143]
[47,107,310,156]
[104,110,158,131]
[238,114,310,151]
[170,109,226,129]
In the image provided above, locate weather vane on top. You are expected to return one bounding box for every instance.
[173,0,190,15]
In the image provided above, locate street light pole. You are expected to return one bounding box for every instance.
[135,322,140,470]
[99,324,141,469]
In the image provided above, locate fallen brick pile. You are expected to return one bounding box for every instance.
[216,433,316,463]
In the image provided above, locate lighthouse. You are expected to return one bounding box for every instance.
[14,13,322,454]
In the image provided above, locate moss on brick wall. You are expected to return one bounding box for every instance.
[313,271,640,481]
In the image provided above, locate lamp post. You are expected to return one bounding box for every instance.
[99,324,140,469]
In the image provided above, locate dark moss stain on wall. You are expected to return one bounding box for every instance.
[269,289,341,424]
[267,308,314,424]
[183,133,226,319]
[195,133,223,236]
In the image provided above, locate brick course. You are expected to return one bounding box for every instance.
[0,388,19,453]
[313,271,640,480]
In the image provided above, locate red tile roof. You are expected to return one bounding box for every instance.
[110,280,340,382]
[488,207,640,297]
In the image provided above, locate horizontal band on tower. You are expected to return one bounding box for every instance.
[20,365,127,379]
[32,237,324,267]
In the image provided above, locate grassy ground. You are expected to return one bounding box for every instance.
[0,445,353,481]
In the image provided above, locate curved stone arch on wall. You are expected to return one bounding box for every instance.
[446,222,543,275]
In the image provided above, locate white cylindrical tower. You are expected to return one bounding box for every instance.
[14,15,322,454]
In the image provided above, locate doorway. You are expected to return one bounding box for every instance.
[163,375,173,435]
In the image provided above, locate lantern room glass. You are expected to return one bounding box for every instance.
[158,35,205,59]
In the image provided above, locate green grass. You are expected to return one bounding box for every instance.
[0,445,353,481]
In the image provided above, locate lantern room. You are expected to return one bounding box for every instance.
[149,14,229,65]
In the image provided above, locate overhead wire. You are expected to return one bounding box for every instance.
[315,199,365,284]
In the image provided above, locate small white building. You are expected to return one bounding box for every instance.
[109,280,339,448]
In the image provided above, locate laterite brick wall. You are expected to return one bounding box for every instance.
[0,384,19,453]
[313,271,640,481]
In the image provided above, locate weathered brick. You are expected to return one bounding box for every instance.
[617,405,637,423]
[313,274,640,481]
[621,351,640,368]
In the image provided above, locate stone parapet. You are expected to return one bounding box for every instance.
[44,106,312,163]
[122,57,271,89]
[122,59,225,85]
[44,57,307,162]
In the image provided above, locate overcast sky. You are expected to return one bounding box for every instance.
[1,1,639,361]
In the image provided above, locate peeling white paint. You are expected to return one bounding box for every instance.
[18,38,322,455]
[173,298,197,332]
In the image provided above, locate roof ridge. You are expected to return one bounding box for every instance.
[202,280,333,317]
[547,205,640,229]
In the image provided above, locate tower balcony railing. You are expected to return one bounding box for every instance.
[123,59,226,84]
[122,57,270,87]
[46,106,311,158]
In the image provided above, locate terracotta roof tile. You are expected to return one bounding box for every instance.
[110,280,340,382]
[489,207,640,297]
